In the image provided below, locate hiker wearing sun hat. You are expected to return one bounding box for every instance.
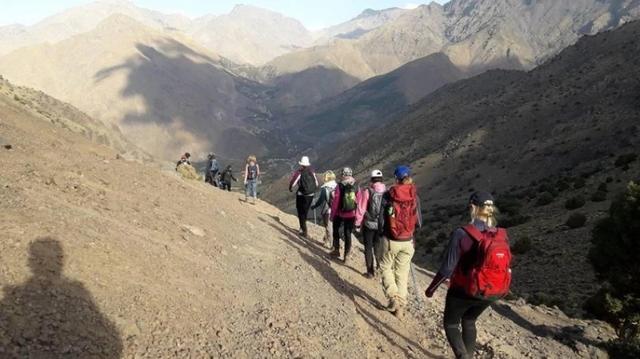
[379,165,422,318]
[289,156,318,238]
[355,169,386,278]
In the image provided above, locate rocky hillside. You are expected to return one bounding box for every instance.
[0,14,276,160]
[0,68,616,359]
[276,52,465,152]
[268,0,640,80]
[308,21,640,316]
[0,75,146,160]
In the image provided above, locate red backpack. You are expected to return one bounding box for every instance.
[450,225,512,300]
[387,184,418,240]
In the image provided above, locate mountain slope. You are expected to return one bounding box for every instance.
[0,0,189,56]
[0,75,146,160]
[0,75,614,358]
[278,53,465,151]
[187,5,313,65]
[267,0,640,80]
[316,20,640,315]
[0,15,273,160]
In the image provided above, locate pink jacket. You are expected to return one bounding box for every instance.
[330,176,359,221]
[355,182,387,227]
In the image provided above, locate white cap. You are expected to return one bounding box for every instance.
[299,156,311,166]
[370,169,383,178]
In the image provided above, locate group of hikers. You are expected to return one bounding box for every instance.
[177,151,511,358]
[288,156,512,359]
[176,152,261,204]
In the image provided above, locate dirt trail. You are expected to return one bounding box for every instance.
[0,91,615,358]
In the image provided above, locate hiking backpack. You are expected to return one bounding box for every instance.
[450,225,513,300]
[386,184,418,240]
[298,170,317,195]
[247,164,258,180]
[339,183,358,211]
[364,188,384,230]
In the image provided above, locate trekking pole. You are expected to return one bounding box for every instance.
[410,262,424,310]
[313,208,317,225]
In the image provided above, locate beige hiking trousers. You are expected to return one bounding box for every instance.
[380,238,415,304]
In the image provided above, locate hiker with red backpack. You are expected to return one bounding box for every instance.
[289,156,318,238]
[380,165,422,318]
[329,167,359,263]
[425,191,512,359]
[355,170,386,278]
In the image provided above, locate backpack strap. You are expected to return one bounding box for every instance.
[461,224,483,242]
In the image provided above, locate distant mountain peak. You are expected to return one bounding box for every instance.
[356,7,401,19]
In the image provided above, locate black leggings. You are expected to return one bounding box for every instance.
[443,290,491,359]
[296,195,314,234]
[363,227,382,274]
[332,217,355,254]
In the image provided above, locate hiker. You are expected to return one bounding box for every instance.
[355,169,386,278]
[244,155,260,204]
[329,167,359,263]
[288,156,318,238]
[311,171,337,248]
[175,152,191,170]
[425,192,512,359]
[219,165,237,192]
[380,165,422,318]
[205,153,220,187]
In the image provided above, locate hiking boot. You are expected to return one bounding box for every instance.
[363,272,375,279]
[386,298,398,313]
[394,304,405,319]
[343,251,350,264]
[329,249,340,258]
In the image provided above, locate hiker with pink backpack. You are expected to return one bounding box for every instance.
[329,167,359,263]
[425,191,513,359]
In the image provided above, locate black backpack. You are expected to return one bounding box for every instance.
[364,188,384,230]
[247,164,258,180]
[298,170,317,195]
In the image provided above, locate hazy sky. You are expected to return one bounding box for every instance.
[1,0,449,30]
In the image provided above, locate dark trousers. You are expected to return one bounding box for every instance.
[221,182,231,191]
[296,195,314,234]
[332,217,355,254]
[363,227,382,274]
[443,290,491,359]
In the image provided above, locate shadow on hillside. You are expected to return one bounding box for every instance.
[94,38,269,158]
[0,237,123,358]
[492,303,604,351]
[261,216,443,358]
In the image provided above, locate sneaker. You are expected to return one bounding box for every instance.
[343,251,350,264]
[394,304,405,319]
[329,249,340,258]
[363,272,375,279]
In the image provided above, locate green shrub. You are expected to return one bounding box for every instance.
[535,192,554,206]
[591,190,608,202]
[598,182,609,193]
[566,212,587,228]
[573,177,586,189]
[615,154,637,168]
[511,236,532,255]
[587,182,640,345]
[556,179,571,192]
[565,195,586,210]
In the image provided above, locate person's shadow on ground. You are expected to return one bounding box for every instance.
[0,237,123,358]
